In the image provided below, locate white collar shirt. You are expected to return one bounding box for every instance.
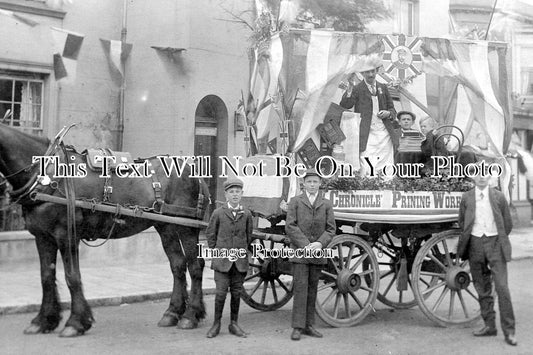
[227,203,241,216]
[471,187,498,237]
[306,191,317,205]
[365,80,377,95]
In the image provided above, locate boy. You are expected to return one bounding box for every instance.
[285,169,336,340]
[205,178,253,338]
[393,110,424,165]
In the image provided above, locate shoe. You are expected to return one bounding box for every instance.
[291,328,302,341]
[473,326,497,337]
[206,321,221,338]
[303,325,323,338]
[505,334,517,346]
[228,321,247,338]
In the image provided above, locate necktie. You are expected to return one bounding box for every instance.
[480,192,484,200]
[370,85,376,96]
[309,194,316,205]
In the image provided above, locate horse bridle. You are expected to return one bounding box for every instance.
[0,124,77,203]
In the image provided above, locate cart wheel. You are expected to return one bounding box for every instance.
[315,234,379,327]
[412,230,481,327]
[241,238,293,311]
[363,233,437,309]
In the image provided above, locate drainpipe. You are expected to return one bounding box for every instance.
[118,0,128,150]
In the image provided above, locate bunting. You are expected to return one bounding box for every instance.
[51,27,84,82]
[100,38,133,78]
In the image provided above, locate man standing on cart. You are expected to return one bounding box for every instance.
[285,169,336,341]
[458,169,517,346]
[339,54,398,176]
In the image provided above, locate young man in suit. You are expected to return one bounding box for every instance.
[285,169,336,340]
[205,178,253,338]
[339,54,398,176]
[458,169,517,346]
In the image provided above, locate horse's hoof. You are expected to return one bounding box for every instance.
[59,326,84,337]
[157,314,179,327]
[23,324,42,335]
[177,318,197,329]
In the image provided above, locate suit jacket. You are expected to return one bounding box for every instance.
[285,192,336,264]
[206,205,253,273]
[457,187,513,262]
[339,81,397,153]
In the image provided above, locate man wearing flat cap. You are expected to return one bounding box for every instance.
[339,53,398,176]
[285,169,336,340]
[205,178,253,338]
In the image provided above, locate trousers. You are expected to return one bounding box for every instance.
[468,235,515,335]
[214,263,246,321]
[292,263,322,329]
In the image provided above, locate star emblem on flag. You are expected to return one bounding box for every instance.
[381,34,423,81]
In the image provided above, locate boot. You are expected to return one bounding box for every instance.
[228,293,247,337]
[206,320,221,338]
[228,321,247,338]
[206,296,225,338]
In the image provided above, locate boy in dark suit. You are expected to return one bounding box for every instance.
[205,178,253,338]
[458,169,516,346]
[285,169,336,340]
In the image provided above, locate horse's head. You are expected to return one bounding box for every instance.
[0,123,50,192]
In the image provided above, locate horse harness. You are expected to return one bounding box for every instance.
[84,148,207,220]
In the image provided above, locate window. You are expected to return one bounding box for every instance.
[0,74,44,134]
[400,0,419,36]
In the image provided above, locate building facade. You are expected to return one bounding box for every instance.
[0,0,253,220]
[1,0,531,235]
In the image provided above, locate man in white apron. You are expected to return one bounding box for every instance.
[339,54,398,176]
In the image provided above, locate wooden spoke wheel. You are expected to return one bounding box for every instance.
[412,230,481,327]
[315,234,379,327]
[363,233,437,309]
[241,237,293,311]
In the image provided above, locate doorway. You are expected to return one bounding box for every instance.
[194,95,228,208]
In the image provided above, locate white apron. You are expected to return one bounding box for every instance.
[359,96,394,177]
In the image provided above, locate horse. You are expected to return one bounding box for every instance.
[0,123,209,337]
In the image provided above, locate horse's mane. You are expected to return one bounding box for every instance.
[0,123,50,145]
[0,123,51,155]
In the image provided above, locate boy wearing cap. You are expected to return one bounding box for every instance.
[205,178,253,338]
[285,169,336,340]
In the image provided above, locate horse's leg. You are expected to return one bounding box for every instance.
[177,226,205,329]
[156,224,188,327]
[24,232,62,334]
[56,236,94,337]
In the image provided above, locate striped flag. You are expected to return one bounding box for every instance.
[419,37,513,199]
[51,27,84,82]
[420,38,512,155]
[272,29,383,152]
[100,38,133,79]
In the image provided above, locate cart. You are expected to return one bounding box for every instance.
[241,194,480,328]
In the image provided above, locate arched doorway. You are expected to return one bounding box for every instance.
[194,95,228,208]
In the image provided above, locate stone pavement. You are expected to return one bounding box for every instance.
[1,226,531,315]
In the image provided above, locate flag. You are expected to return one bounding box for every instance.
[276,30,384,152]
[100,38,133,78]
[51,27,84,82]
[420,38,512,155]
[419,37,513,199]
[0,9,38,27]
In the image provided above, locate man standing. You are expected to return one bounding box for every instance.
[339,54,398,176]
[458,170,517,346]
[285,169,336,341]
